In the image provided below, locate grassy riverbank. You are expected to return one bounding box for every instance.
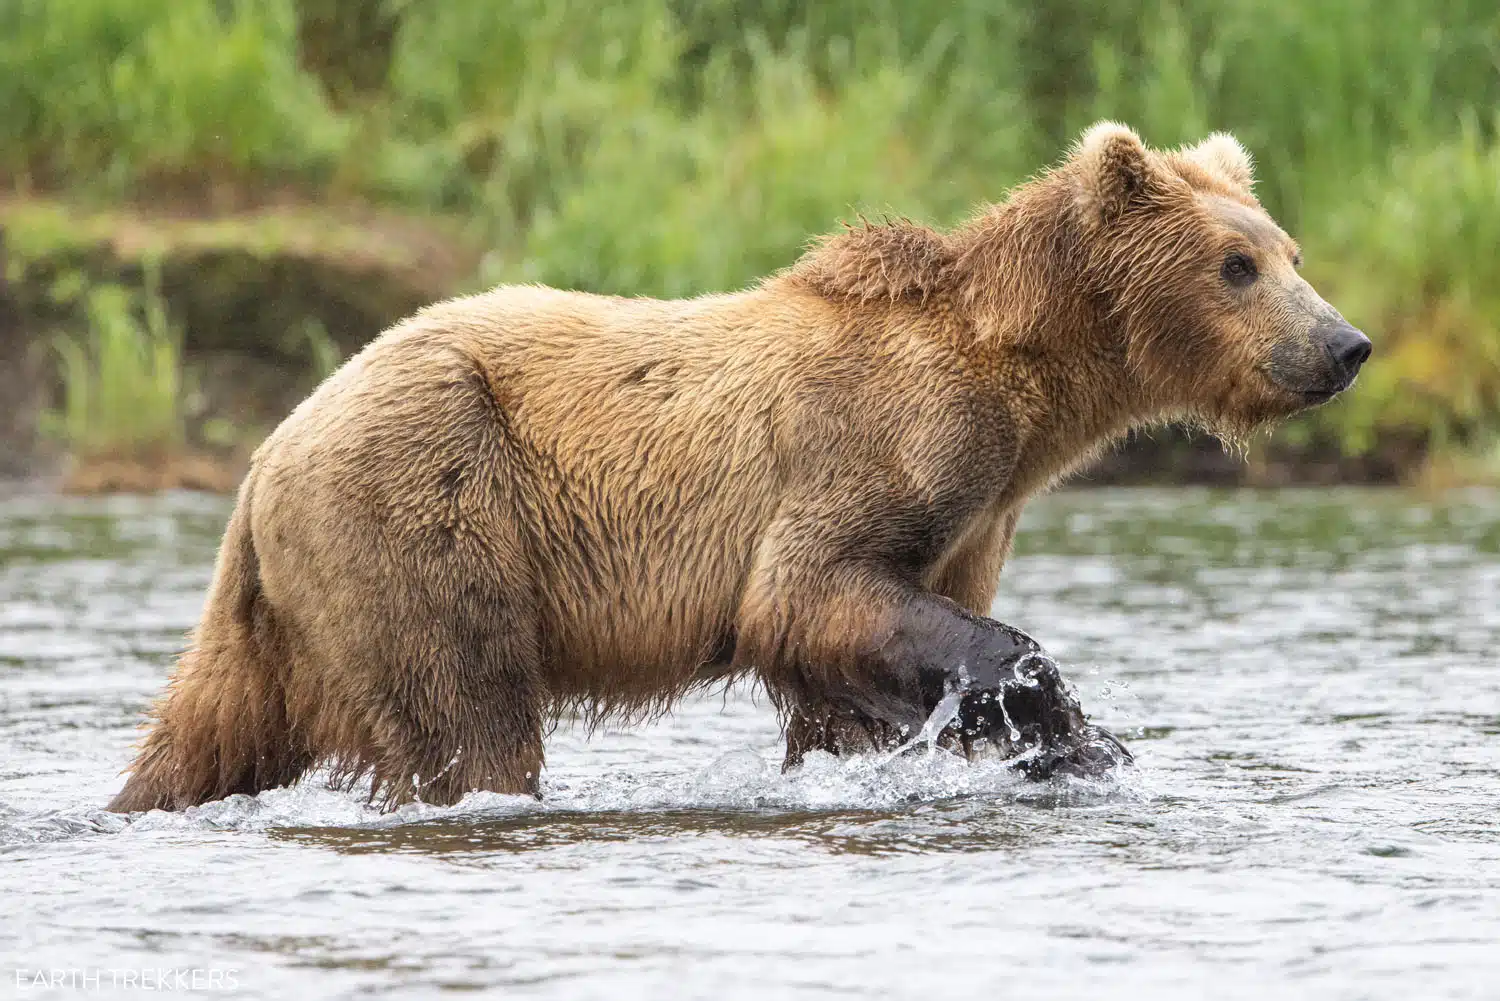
[2,0,1497,486]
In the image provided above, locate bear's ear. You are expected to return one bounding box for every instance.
[1073,121,1155,225]
[1182,132,1254,192]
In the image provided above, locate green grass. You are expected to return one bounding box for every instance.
[1303,120,1500,457]
[3,0,1499,471]
[0,0,344,191]
[44,266,185,462]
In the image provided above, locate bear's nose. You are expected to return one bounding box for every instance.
[1318,320,1372,380]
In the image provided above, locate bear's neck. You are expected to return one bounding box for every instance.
[785,185,1180,494]
[950,196,1160,497]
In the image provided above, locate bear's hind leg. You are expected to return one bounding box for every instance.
[319,602,547,808]
[290,518,550,809]
[333,563,549,808]
[255,352,553,809]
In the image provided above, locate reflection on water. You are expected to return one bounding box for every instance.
[1,488,1498,999]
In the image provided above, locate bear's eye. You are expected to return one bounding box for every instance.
[1222,253,1257,287]
[1291,251,1304,269]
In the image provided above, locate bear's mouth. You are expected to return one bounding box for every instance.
[1299,371,1360,405]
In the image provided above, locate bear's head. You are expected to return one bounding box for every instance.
[1068,122,1371,439]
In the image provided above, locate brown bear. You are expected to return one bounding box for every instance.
[108,123,1370,813]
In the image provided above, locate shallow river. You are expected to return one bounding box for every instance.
[1,488,1498,999]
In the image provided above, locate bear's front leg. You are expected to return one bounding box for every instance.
[772,592,1129,777]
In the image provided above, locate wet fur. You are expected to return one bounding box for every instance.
[111,125,1322,812]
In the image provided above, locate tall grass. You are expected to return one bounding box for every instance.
[4,0,1499,466]
[46,267,186,462]
[6,1,1494,258]
[0,0,344,192]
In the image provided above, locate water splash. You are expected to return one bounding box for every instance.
[880,665,969,763]
[996,690,1023,743]
[1,740,1139,847]
[411,745,464,804]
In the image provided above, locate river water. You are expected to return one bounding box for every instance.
[1,488,1497,999]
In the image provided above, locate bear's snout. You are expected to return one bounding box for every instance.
[1270,316,1373,404]
[1315,319,1373,390]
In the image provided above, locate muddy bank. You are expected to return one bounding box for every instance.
[1,197,1422,491]
[0,197,485,487]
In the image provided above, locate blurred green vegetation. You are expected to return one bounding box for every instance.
[2,0,1498,476]
[42,264,186,463]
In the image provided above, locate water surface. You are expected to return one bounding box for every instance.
[2,489,1498,999]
